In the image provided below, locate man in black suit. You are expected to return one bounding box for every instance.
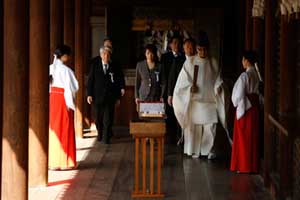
[103,37,126,97]
[161,36,185,144]
[87,46,123,144]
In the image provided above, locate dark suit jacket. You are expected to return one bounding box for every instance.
[87,56,123,104]
[167,54,185,96]
[161,51,185,98]
[135,60,166,101]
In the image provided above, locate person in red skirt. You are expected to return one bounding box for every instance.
[230,51,260,173]
[49,45,79,170]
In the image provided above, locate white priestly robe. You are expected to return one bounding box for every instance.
[49,59,79,111]
[173,55,229,156]
[232,66,260,120]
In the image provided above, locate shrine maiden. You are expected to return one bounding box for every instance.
[230,51,260,173]
[49,45,79,169]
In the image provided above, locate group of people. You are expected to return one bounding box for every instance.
[135,31,261,174]
[48,31,261,174]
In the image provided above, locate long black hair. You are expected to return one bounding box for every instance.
[242,50,257,66]
[54,44,71,58]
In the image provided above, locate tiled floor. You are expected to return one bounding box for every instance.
[29,129,273,200]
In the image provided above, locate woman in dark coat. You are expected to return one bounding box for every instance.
[135,44,166,104]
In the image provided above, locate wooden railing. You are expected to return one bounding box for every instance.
[268,114,291,199]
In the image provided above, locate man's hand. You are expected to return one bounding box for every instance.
[168,96,173,106]
[190,85,198,93]
[135,98,140,105]
[121,89,125,96]
[87,96,93,104]
[115,99,121,106]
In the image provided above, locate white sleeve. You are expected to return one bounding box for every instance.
[67,70,79,94]
[232,73,252,119]
[173,61,192,95]
[49,64,53,75]
[64,69,79,111]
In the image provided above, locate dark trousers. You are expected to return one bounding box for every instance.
[165,103,182,144]
[94,100,115,143]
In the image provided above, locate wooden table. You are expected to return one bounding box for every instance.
[130,121,166,198]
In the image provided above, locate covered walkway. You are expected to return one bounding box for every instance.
[1,0,300,199]
[30,129,272,200]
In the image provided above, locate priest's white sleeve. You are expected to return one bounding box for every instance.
[173,61,193,128]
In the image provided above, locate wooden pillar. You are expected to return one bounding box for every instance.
[83,0,91,129]
[252,17,264,66]
[278,14,297,198]
[279,15,289,120]
[0,1,3,197]
[50,0,64,59]
[279,16,297,121]
[264,0,275,187]
[245,0,253,50]
[75,0,84,137]
[2,0,29,199]
[64,0,75,68]
[28,0,50,187]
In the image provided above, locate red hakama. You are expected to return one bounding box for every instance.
[230,94,259,173]
[49,87,76,169]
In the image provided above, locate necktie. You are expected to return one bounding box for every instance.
[104,64,108,74]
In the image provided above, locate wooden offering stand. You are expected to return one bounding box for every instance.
[130,101,166,198]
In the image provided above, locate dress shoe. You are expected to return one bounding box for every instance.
[208,152,216,160]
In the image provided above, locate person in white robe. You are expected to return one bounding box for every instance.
[173,32,229,159]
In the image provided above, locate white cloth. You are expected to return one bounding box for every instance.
[184,119,216,156]
[173,56,230,154]
[232,66,259,120]
[50,59,79,111]
[173,56,226,127]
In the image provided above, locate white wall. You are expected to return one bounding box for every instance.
[90,16,106,58]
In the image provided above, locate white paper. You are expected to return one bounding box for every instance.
[139,102,165,114]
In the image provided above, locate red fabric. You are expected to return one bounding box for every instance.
[49,87,76,169]
[230,94,259,173]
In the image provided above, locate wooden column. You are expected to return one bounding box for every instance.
[64,0,75,68]
[0,1,3,197]
[83,0,91,129]
[50,0,64,59]
[28,0,50,187]
[2,0,29,199]
[279,16,297,121]
[264,0,275,187]
[75,0,84,137]
[252,17,264,66]
[279,15,289,121]
[278,14,297,198]
[245,0,253,50]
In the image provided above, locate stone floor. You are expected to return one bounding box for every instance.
[29,129,274,200]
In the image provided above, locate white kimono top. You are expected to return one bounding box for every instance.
[49,59,79,111]
[232,66,259,120]
[173,55,226,129]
